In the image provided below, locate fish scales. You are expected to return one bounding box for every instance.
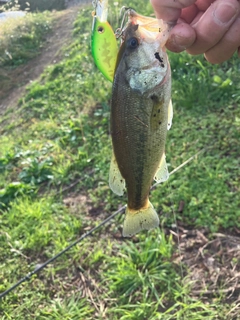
[110,10,172,237]
[111,74,169,208]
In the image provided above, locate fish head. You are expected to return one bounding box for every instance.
[115,10,171,93]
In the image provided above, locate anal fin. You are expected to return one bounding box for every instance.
[154,152,169,183]
[109,151,125,196]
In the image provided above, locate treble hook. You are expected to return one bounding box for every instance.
[115,6,133,39]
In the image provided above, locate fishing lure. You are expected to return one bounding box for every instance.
[91,0,118,82]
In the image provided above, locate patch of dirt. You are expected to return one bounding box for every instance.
[65,0,91,6]
[0,4,84,115]
[170,227,240,319]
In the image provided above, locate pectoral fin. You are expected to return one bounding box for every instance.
[154,153,169,183]
[109,152,125,196]
[167,99,173,130]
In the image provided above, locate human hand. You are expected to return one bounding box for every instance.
[150,0,240,63]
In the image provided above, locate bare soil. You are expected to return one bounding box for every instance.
[171,226,240,306]
[0,5,82,115]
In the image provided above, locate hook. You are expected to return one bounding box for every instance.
[115,6,133,39]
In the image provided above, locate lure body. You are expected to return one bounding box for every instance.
[91,0,118,82]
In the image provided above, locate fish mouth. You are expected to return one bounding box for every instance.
[128,10,170,46]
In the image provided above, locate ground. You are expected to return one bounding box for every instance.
[0,0,88,115]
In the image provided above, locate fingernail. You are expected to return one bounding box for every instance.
[174,34,191,48]
[167,35,187,52]
[214,3,237,24]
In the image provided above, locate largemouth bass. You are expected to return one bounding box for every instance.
[109,10,173,237]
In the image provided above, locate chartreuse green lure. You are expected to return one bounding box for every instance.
[91,0,118,82]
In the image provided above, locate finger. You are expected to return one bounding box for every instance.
[181,5,198,23]
[181,0,216,23]
[150,0,197,22]
[204,16,240,63]
[195,0,215,11]
[166,22,196,52]
[191,11,204,25]
[187,0,240,55]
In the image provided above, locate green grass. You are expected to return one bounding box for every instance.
[0,10,53,101]
[4,0,66,12]
[0,12,52,67]
[0,0,239,319]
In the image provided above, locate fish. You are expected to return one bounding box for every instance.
[91,0,118,82]
[109,10,173,237]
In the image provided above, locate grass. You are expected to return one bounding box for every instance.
[0,9,53,101]
[0,0,239,319]
[0,12,52,67]
[4,0,66,12]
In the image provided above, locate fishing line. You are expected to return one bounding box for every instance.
[151,148,205,281]
[115,6,132,38]
[151,148,205,190]
[0,149,205,300]
[0,206,125,300]
[166,179,184,280]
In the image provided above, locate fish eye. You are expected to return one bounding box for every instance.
[127,37,139,49]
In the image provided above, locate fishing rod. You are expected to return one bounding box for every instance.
[0,148,205,300]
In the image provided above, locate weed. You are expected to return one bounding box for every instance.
[0,181,34,210]
[19,156,54,184]
[1,196,82,252]
[0,12,52,67]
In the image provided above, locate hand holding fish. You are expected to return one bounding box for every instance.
[150,0,240,64]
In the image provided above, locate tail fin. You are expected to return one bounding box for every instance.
[122,201,159,237]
